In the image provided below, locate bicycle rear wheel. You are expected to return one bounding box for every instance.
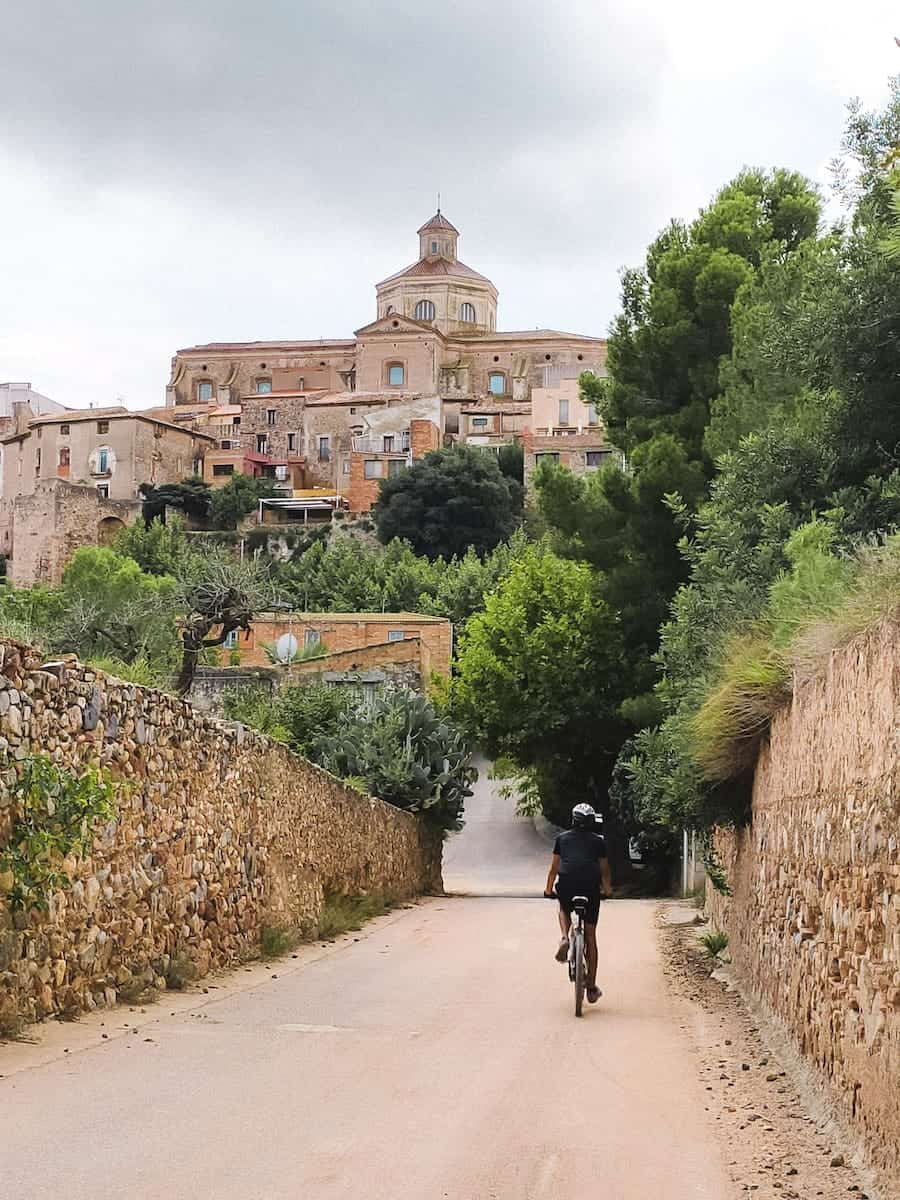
[573,927,585,1017]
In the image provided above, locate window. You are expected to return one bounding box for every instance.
[266,409,276,426]
[400,430,410,451]
[223,630,239,649]
[275,465,288,481]
[385,306,394,315]
[221,440,232,450]
[472,417,489,428]
[35,448,41,473]
[58,447,70,468]
[342,460,351,475]
[488,373,506,396]
[318,436,330,462]
[287,433,296,452]
[298,377,305,390]
[430,240,438,254]
[256,379,272,394]
[96,483,109,499]
[459,302,476,323]
[97,421,109,434]
[213,464,235,477]
[388,363,404,387]
[388,630,405,642]
[304,629,321,648]
[535,452,560,466]
[233,416,241,426]
[414,300,435,321]
[97,448,109,473]
[198,381,213,402]
[387,459,405,478]
[256,434,268,454]
[558,399,570,426]
[586,451,610,468]
[588,407,599,426]
[60,423,70,436]
[364,460,383,480]
[383,435,394,452]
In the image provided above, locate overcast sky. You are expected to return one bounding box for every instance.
[1,1,898,411]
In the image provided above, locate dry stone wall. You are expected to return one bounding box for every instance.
[0,641,441,1029]
[708,621,900,1191]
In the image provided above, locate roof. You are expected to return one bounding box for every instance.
[176,338,357,354]
[258,611,450,624]
[461,403,531,415]
[417,211,459,235]
[377,256,494,289]
[25,409,217,442]
[451,329,606,342]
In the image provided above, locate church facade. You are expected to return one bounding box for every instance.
[164,212,610,509]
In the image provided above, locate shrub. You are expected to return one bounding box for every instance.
[317,893,390,939]
[700,929,729,959]
[0,756,118,912]
[318,688,476,833]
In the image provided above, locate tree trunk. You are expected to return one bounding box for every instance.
[176,645,200,696]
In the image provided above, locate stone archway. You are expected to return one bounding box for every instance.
[97,516,126,546]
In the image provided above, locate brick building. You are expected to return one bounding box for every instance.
[223,611,452,682]
[164,210,611,510]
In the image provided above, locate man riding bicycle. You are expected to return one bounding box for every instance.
[544,803,612,1005]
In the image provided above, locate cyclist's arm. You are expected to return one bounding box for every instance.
[544,853,561,896]
[600,857,613,898]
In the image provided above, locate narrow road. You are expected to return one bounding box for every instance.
[1,766,735,1199]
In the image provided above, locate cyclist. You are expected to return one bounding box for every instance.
[543,803,612,1004]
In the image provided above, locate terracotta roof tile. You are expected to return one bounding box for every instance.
[417,211,459,235]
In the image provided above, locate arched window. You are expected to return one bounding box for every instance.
[459,303,476,323]
[488,372,506,396]
[414,299,436,321]
[385,305,394,314]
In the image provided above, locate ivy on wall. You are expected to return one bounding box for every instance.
[0,755,117,912]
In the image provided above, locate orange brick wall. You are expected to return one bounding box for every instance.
[224,615,452,678]
[347,453,382,513]
[410,418,440,459]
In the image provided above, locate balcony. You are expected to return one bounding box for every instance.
[351,436,411,456]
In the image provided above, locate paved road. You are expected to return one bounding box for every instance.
[0,764,735,1199]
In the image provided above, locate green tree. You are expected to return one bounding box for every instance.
[452,545,627,825]
[172,552,275,694]
[114,514,193,576]
[373,446,523,560]
[55,547,179,666]
[533,169,822,762]
[209,473,280,531]
[139,476,212,523]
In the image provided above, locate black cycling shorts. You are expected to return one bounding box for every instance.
[556,878,601,926]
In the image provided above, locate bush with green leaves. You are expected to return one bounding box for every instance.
[223,682,353,759]
[372,445,523,561]
[0,755,118,912]
[318,688,476,832]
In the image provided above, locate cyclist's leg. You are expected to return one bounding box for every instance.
[557,903,571,939]
[585,922,598,988]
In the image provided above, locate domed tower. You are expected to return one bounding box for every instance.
[376,211,498,335]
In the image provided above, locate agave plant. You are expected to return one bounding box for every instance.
[318,687,476,832]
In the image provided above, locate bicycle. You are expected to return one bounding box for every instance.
[545,890,590,1017]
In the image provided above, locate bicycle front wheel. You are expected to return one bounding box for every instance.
[573,927,585,1017]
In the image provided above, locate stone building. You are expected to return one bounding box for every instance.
[0,407,215,584]
[522,374,621,489]
[165,211,611,509]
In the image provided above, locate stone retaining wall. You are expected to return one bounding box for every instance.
[0,641,442,1029]
[708,621,900,1191]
